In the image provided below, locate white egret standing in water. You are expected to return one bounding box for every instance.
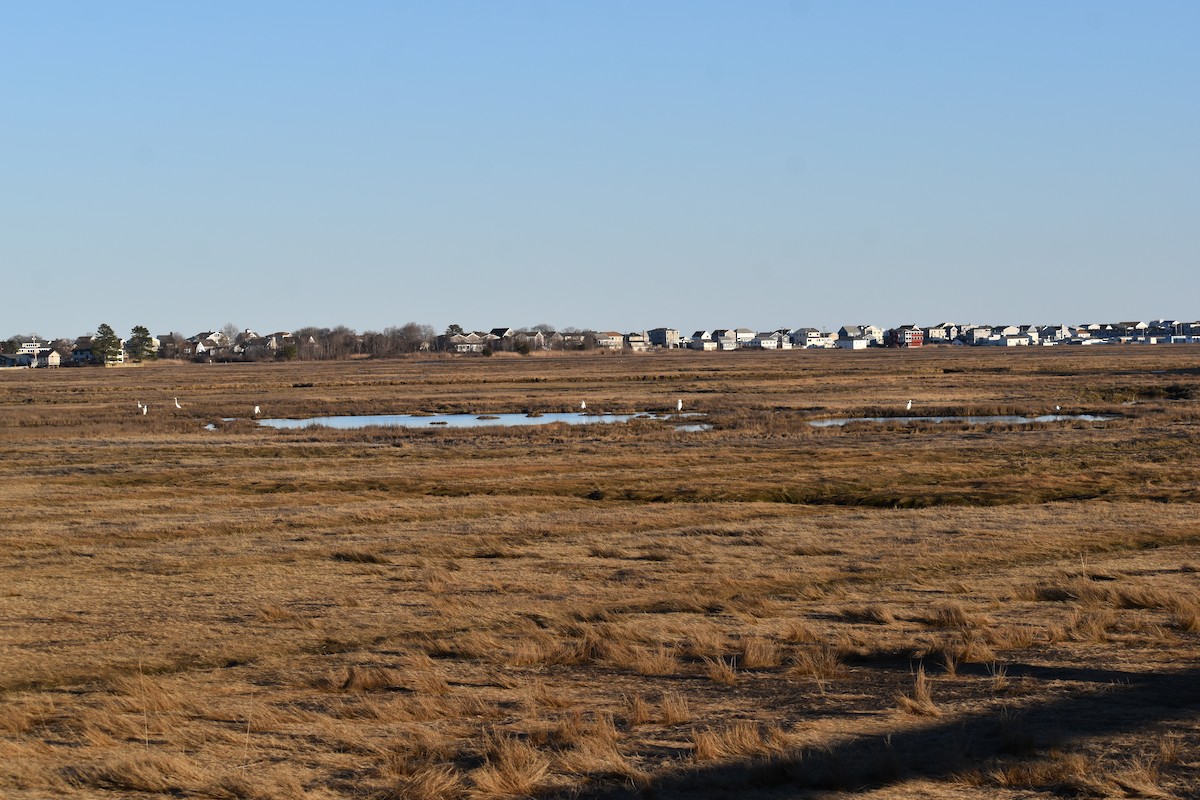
[580,400,586,410]
[253,405,261,417]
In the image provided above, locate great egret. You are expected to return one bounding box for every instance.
[253,405,261,417]
[142,405,148,416]
[174,397,182,409]
[676,398,683,412]
[136,401,143,411]
[906,399,913,411]
[580,400,586,410]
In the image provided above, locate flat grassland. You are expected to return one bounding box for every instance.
[1,347,1198,799]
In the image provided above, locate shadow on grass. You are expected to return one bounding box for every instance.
[585,663,1200,798]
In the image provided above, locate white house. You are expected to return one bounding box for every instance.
[710,329,739,350]
[625,331,650,352]
[35,350,61,367]
[793,328,836,348]
[595,332,625,349]
[838,325,884,346]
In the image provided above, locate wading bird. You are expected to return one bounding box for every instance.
[253,405,261,417]
[580,401,586,410]
[174,397,182,409]
[142,405,148,416]
[906,399,913,411]
[676,398,683,412]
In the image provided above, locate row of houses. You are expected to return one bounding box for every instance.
[886,320,1200,349]
[681,320,1200,351]
[0,330,309,367]
[171,330,314,360]
[7,319,1200,368]
[446,327,842,353]
[0,337,62,368]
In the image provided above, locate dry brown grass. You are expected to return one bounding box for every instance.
[2,349,1200,798]
[703,656,739,686]
[623,694,652,727]
[923,601,989,630]
[787,644,843,685]
[896,665,941,717]
[691,721,788,763]
[840,603,897,625]
[381,765,466,800]
[736,635,782,669]
[983,751,1101,794]
[471,733,553,797]
[62,752,209,794]
[660,692,691,725]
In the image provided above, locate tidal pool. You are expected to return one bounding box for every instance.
[809,414,1113,428]
[255,412,699,430]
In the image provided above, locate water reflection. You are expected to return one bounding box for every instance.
[256,412,696,430]
[809,414,1113,428]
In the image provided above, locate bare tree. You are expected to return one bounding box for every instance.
[399,322,435,353]
[326,326,359,359]
[361,330,392,358]
[220,322,240,344]
[293,327,326,360]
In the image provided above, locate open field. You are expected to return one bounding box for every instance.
[2,346,1199,799]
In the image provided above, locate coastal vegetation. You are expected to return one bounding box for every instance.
[1,346,1198,798]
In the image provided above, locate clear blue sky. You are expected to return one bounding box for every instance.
[3,1,1197,339]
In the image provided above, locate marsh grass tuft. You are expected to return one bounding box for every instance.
[660,692,691,725]
[471,732,552,798]
[623,694,652,727]
[923,601,988,630]
[335,666,408,693]
[63,753,207,794]
[691,721,788,763]
[381,765,466,800]
[896,665,940,717]
[985,751,1101,795]
[840,604,896,625]
[737,635,782,669]
[331,549,389,564]
[703,656,739,686]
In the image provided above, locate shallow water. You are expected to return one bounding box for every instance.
[809,414,1113,428]
[255,411,691,430]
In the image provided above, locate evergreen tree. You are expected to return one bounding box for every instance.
[127,325,156,362]
[93,323,122,365]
